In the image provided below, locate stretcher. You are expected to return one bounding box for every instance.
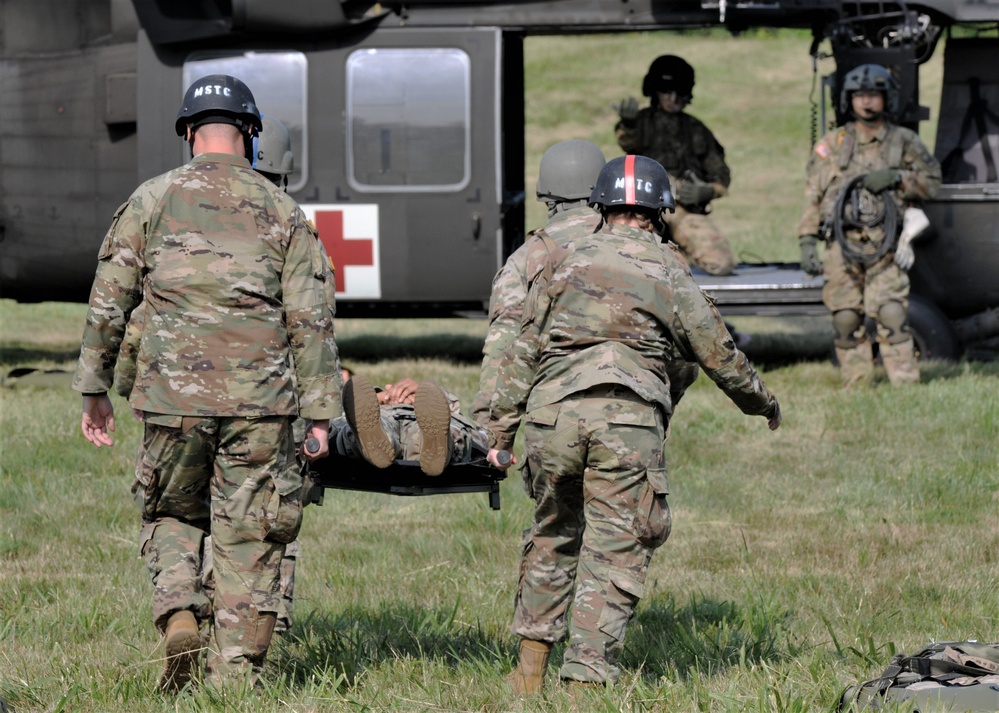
[305,449,510,510]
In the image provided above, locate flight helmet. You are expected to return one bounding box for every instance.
[839,64,900,117]
[642,55,695,101]
[590,155,675,213]
[175,74,262,137]
[536,139,607,203]
[254,115,295,181]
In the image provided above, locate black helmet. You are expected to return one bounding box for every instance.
[175,74,262,137]
[642,55,695,100]
[839,64,900,117]
[254,115,295,177]
[536,139,606,203]
[590,155,675,214]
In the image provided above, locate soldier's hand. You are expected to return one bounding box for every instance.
[487,448,516,470]
[301,420,330,461]
[380,377,419,405]
[676,179,715,206]
[894,241,915,270]
[81,393,115,447]
[616,97,640,123]
[799,235,824,276]
[764,398,782,431]
[894,206,929,271]
[862,170,901,193]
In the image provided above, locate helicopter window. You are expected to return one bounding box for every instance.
[183,51,308,193]
[346,48,471,192]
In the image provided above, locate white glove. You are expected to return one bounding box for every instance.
[894,206,930,270]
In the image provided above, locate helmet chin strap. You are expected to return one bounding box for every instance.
[853,108,884,127]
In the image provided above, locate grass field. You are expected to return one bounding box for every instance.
[2,29,995,713]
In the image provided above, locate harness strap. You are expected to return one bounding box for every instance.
[884,124,905,170]
[521,227,561,327]
[838,126,855,170]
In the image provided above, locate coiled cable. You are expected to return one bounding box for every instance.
[831,175,900,265]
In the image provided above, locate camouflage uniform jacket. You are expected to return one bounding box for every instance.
[616,108,731,209]
[797,121,941,239]
[486,222,776,450]
[74,152,341,420]
[470,205,601,427]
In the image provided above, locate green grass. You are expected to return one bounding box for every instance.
[0,29,989,713]
[3,299,997,712]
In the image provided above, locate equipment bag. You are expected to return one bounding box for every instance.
[839,641,999,711]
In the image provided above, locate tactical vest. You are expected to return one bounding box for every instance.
[837,123,906,171]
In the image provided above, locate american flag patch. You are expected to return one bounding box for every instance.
[814,142,830,159]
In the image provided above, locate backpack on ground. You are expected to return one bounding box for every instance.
[839,641,999,711]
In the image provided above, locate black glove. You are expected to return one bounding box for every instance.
[862,170,901,193]
[799,235,823,276]
[616,97,639,126]
[676,179,715,206]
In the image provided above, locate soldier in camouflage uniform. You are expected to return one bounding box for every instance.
[335,374,491,476]
[797,64,941,387]
[615,55,737,275]
[485,155,781,692]
[471,139,607,429]
[471,139,700,434]
[112,115,319,638]
[74,75,341,691]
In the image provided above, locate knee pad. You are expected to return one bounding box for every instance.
[832,310,863,348]
[877,301,909,344]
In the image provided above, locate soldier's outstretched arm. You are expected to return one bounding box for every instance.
[662,273,779,422]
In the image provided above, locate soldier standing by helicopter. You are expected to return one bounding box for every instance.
[797,63,941,387]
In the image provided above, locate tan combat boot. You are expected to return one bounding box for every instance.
[160,610,201,692]
[343,374,395,468]
[508,639,552,695]
[835,341,874,388]
[880,339,920,386]
[414,382,452,476]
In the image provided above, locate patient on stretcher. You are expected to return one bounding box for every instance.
[332,373,492,476]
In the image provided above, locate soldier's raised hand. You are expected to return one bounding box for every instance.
[676,176,715,206]
[616,97,640,123]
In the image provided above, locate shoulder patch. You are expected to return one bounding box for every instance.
[814,141,831,159]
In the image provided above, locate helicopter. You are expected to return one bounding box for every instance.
[2,0,997,356]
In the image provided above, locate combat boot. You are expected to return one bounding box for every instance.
[414,381,452,476]
[343,374,395,468]
[508,639,552,695]
[160,609,201,693]
[880,339,920,386]
[835,341,874,388]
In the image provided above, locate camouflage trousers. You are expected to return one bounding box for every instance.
[201,537,299,634]
[330,406,491,463]
[134,413,303,681]
[822,240,918,385]
[514,386,671,684]
[667,205,737,276]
